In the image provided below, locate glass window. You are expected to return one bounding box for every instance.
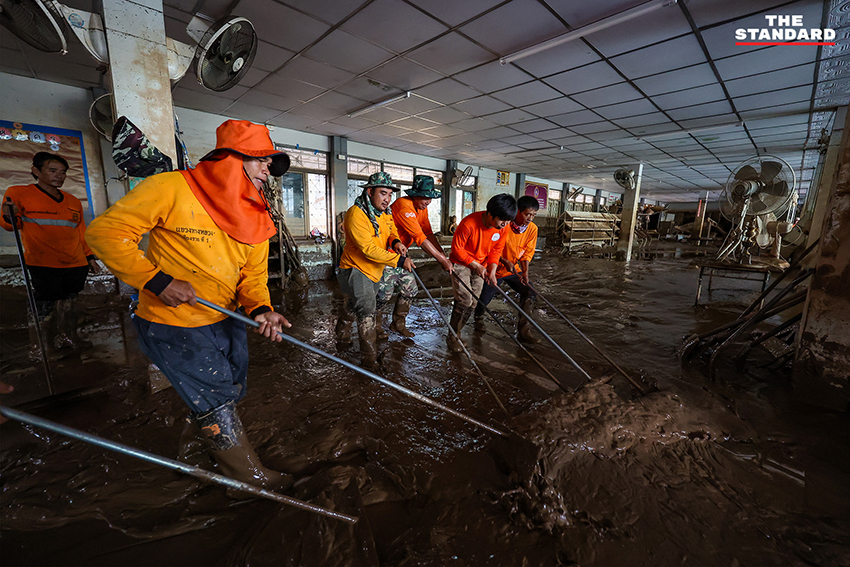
[307,173,327,234]
[383,163,414,184]
[277,146,327,171]
[348,157,381,177]
[347,179,363,207]
[416,168,444,232]
[281,172,305,219]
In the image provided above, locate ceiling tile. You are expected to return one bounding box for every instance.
[451,117,501,131]
[491,80,563,107]
[309,91,367,113]
[414,78,481,104]
[224,101,284,122]
[510,40,601,78]
[484,108,537,125]
[459,0,567,54]
[406,32,495,76]
[342,0,449,53]
[452,95,512,116]
[367,57,444,90]
[549,109,602,127]
[633,63,719,96]
[385,94,443,115]
[610,34,708,80]
[613,112,673,129]
[544,61,624,95]
[389,116,442,130]
[253,41,296,73]
[269,56,355,90]
[256,76,325,101]
[280,0,367,25]
[571,82,642,107]
[733,85,813,112]
[508,118,559,133]
[714,46,820,81]
[306,30,394,74]
[520,97,585,117]
[666,100,735,121]
[651,84,727,110]
[581,3,692,57]
[235,0,331,52]
[724,63,816,97]
[453,60,534,93]
[418,106,471,124]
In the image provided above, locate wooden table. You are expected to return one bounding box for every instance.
[694,261,779,307]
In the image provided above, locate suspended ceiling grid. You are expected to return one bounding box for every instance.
[1,0,849,201]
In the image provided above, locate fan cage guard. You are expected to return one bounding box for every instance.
[1,0,68,53]
[195,16,257,92]
[720,155,796,221]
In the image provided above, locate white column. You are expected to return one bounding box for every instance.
[616,163,643,261]
[102,0,177,186]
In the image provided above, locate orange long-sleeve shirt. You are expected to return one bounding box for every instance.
[496,222,538,278]
[1,184,92,268]
[85,172,272,328]
[339,205,401,282]
[450,211,507,267]
[390,196,433,248]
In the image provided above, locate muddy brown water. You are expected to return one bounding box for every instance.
[1,248,849,565]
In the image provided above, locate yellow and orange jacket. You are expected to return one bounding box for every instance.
[85,172,272,328]
[390,196,433,248]
[450,211,508,267]
[339,205,401,282]
[496,222,538,278]
[1,184,93,268]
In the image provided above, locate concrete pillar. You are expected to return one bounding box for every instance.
[102,0,177,191]
[792,105,850,411]
[444,160,457,232]
[329,136,348,264]
[594,188,602,212]
[803,107,848,262]
[616,164,642,261]
[691,190,709,240]
[515,173,526,200]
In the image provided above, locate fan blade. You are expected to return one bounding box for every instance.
[762,179,788,197]
[759,161,782,184]
[750,194,769,214]
[735,165,759,181]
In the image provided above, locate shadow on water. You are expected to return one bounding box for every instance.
[1,249,848,565]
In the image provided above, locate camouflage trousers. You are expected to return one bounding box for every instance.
[376,266,417,311]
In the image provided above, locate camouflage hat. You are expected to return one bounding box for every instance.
[361,171,400,192]
[112,116,173,178]
[406,175,441,199]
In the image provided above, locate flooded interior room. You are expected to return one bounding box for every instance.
[1,0,849,565]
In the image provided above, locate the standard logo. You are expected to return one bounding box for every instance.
[491,233,500,241]
[735,15,835,46]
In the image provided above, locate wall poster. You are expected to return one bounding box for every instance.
[0,120,92,217]
[524,181,548,209]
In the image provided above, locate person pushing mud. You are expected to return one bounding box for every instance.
[86,120,293,491]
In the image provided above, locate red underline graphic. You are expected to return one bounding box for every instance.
[735,42,836,46]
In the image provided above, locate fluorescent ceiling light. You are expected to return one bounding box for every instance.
[635,121,744,141]
[500,0,678,66]
[347,91,411,118]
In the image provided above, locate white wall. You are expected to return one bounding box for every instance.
[1,72,107,214]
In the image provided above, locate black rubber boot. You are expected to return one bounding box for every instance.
[390,298,415,338]
[195,401,292,491]
[517,297,539,344]
[446,305,466,353]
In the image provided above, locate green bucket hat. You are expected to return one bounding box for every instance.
[361,171,400,191]
[406,174,441,199]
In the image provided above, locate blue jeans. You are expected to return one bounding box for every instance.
[133,316,249,413]
[475,274,535,316]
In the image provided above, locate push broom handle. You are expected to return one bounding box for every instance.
[195,298,507,438]
[0,406,358,523]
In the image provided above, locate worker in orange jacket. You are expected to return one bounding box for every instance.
[376,174,452,338]
[1,152,101,358]
[86,120,293,491]
[447,194,517,352]
[474,195,540,343]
